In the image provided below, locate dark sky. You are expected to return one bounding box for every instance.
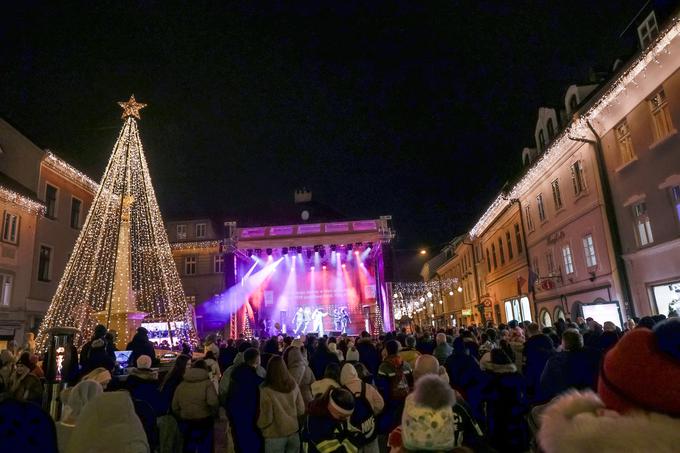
[1,1,648,251]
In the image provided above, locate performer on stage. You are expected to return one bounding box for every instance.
[293,307,305,334]
[302,307,312,333]
[332,308,342,332]
[340,308,350,334]
[311,308,329,336]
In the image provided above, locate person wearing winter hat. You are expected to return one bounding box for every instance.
[538,317,680,452]
[401,374,457,451]
[328,341,345,362]
[79,324,115,375]
[304,387,361,453]
[126,327,157,370]
[9,351,43,403]
[66,390,148,453]
[57,380,103,452]
[340,362,384,449]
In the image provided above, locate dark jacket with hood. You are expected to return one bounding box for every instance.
[126,367,165,415]
[126,333,157,368]
[538,346,602,403]
[522,333,555,402]
[80,333,115,375]
[355,337,380,376]
[303,393,363,453]
[226,363,264,453]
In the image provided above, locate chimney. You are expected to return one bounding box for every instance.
[294,188,312,204]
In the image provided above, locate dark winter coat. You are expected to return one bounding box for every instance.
[375,355,412,434]
[481,362,529,453]
[126,333,157,368]
[126,367,165,415]
[310,347,340,380]
[538,347,602,402]
[355,338,380,376]
[226,363,264,453]
[523,334,555,403]
[79,337,115,375]
[303,394,363,453]
[218,345,238,372]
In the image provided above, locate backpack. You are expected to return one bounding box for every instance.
[344,381,377,445]
[387,365,410,401]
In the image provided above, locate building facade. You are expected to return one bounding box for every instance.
[0,119,97,344]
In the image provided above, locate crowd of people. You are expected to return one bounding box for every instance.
[0,313,678,452]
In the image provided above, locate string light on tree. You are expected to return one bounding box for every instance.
[37,95,196,351]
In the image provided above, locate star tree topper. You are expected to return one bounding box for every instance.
[118,94,147,119]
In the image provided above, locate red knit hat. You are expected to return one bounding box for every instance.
[598,321,680,416]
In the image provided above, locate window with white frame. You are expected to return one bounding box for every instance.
[525,205,535,232]
[184,256,196,275]
[551,179,563,210]
[38,245,52,281]
[615,120,636,165]
[504,296,532,322]
[632,202,654,247]
[2,212,19,244]
[540,309,552,328]
[671,185,680,223]
[571,160,586,196]
[195,223,207,238]
[546,249,556,275]
[649,89,674,141]
[0,273,12,306]
[45,184,58,218]
[537,193,546,222]
[637,11,659,48]
[214,254,224,273]
[176,224,187,240]
[583,234,597,268]
[562,245,574,274]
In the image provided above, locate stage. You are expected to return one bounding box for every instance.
[196,217,394,338]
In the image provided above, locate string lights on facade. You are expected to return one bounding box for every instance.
[0,186,45,215]
[471,18,680,238]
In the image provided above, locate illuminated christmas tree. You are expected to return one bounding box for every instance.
[37,96,196,350]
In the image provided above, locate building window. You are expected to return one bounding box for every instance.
[633,202,654,247]
[185,295,197,305]
[514,224,523,255]
[538,129,546,151]
[486,249,491,272]
[505,231,513,260]
[196,223,207,238]
[547,118,555,141]
[491,244,497,269]
[504,296,532,322]
[562,245,574,274]
[638,11,659,48]
[2,212,19,244]
[184,256,196,275]
[540,309,552,328]
[554,306,566,321]
[583,234,597,268]
[615,120,636,165]
[214,254,224,273]
[38,245,52,281]
[571,160,586,196]
[532,256,540,276]
[176,224,187,240]
[70,198,82,229]
[551,179,563,210]
[537,193,546,222]
[45,184,58,218]
[649,89,674,141]
[0,274,12,306]
[498,238,505,265]
[525,205,535,232]
[546,250,556,275]
[671,185,680,223]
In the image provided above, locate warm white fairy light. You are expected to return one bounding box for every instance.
[37,99,196,351]
[43,152,99,193]
[471,18,680,238]
[0,186,45,215]
[171,240,220,250]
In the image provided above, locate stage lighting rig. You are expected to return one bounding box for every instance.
[254,249,262,257]
[330,244,337,252]
[282,247,288,255]
[346,243,353,251]
[297,246,303,255]
[266,248,273,256]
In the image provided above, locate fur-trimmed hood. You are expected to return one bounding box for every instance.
[481,361,517,374]
[538,390,680,453]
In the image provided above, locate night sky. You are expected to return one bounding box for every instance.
[2,1,647,253]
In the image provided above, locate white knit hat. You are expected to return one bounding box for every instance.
[345,346,360,362]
